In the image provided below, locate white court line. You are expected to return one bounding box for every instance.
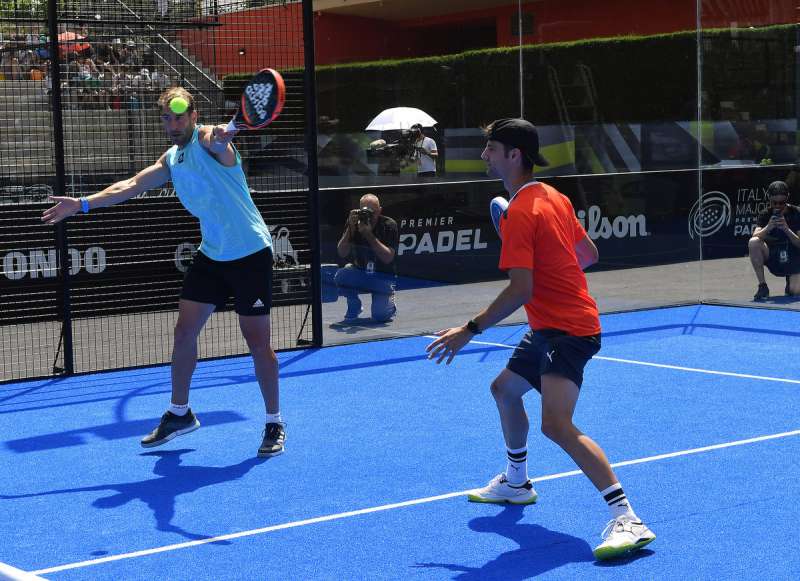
[0,561,48,580]
[32,427,800,576]
[460,337,800,385]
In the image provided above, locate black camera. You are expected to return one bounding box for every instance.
[358,206,374,225]
[366,129,418,167]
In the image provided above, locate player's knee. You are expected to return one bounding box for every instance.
[540,415,571,443]
[490,377,517,404]
[173,323,199,348]
[250,342,277,362]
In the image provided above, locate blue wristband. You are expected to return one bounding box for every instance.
[80,197,90,213]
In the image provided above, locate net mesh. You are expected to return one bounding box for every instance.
[1,0,312,382]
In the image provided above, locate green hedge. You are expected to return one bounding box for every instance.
[223,24,797,131]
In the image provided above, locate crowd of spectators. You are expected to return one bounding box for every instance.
[1,30,172,110]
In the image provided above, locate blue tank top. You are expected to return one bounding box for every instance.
[165,125,271,261]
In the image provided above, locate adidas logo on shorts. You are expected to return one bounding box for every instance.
[252,299,264,308]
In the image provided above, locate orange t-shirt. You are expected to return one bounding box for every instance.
[498,181,601,336]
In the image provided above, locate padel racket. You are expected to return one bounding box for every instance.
[490,196,509,237]
[225,68,286,132]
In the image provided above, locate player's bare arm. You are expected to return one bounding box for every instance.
[200,125,237,166]
[575,234,600,270]
[426,268,532,364]
[42,154,171,224]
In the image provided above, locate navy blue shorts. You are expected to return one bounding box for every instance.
[181,247,273,316]
[507,329,601,392]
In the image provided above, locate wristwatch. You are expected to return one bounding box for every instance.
[466,319,482,335]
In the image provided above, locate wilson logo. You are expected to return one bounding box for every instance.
[576,205,648,240]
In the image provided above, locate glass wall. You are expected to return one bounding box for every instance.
[699,1,800,309]
[315,0,709,345]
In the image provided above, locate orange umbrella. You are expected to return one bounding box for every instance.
[58,32,91,58]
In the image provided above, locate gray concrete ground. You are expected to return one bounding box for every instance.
[3,257,798,383]
[321,256,800,344]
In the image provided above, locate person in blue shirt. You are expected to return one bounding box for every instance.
[42,87,285,457]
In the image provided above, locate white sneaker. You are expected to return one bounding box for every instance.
[467,473,538,505]
[593,515,656,560]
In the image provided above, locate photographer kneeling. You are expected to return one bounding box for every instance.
[749,180,800,300]
[335,193,399,321]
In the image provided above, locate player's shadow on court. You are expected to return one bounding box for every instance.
[0,449,265,543]
[414,505,593,580]
[4,411,246,453]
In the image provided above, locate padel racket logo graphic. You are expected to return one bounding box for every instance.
[688,191,731,239]
[245,82,274,122]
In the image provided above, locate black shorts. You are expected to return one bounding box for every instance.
[181,247,273,316]
[765,245,800,277]
[507,329,601,392]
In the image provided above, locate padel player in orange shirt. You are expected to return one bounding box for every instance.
[426,118,655,560]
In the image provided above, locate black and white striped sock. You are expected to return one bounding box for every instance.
[505,446,528,485]
[601,483,637,520]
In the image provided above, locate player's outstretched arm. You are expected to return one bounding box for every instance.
[199,125,237,165]
[42,155,171,224]
[426,268,531,365]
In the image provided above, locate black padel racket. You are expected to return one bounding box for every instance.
[225,68,286,132]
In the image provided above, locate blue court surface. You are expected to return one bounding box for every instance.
[2,304,800,580]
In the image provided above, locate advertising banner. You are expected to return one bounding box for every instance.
[2,165,792,324]
[319,165,793,284]
[1,192,311,325]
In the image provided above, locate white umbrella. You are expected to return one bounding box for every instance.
[365,107,437,131]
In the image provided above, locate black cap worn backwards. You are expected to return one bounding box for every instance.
[486,118,549,167]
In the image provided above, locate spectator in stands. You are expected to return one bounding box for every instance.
[119,40,137,66]
[42,86,286,458]
[0,43,9,80]
[335,193,398,322]
[749,180,800,300]
[150,69,170,91]
[133,67,152,90]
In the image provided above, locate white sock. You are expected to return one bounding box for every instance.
[266,412,283,424]
[600,483,637,520]
[505,446,528,485]
[169,403,189,416]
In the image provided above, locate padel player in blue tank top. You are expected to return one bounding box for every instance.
[42,87,286,457]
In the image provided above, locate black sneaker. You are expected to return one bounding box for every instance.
[258,422,285,457]
[753,283,769,301]
[140,410,200,448]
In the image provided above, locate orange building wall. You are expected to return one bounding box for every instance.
[177,3,305,76]
[178,1,797,76]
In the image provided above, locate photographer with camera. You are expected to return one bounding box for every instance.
[749,180,800,300]
[411,123,438,178]
[335,193,399,321]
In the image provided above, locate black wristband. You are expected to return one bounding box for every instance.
[466,319,481,335]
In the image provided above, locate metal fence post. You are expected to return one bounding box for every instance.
[302,0,322,347]
[47,0,74,374]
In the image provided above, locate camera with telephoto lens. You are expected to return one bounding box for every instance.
[358,206,374,225]
[366,129,418,167]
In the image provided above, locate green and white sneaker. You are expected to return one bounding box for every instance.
[593,515,656,560]
[467,473,538,505]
